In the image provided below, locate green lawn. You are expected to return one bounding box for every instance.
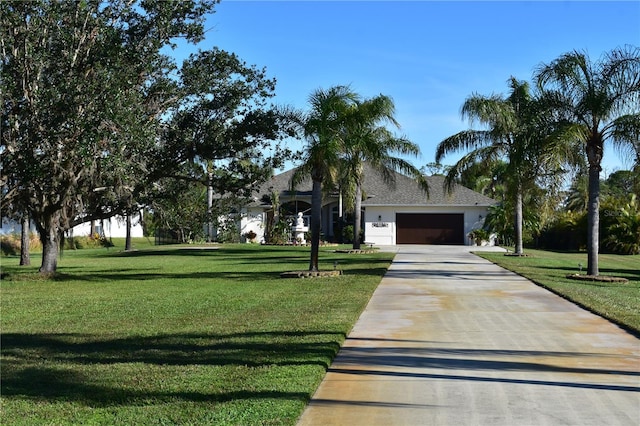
[1,242,394,425]
[4,243,638,425]
[476,249,640,335]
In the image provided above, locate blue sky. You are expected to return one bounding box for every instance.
[175,0,640,175]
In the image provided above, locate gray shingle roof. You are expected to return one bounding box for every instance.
[252,164,497,207]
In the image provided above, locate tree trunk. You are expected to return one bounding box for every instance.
[587,164,600,275]
[353,184,362,249]
[337,190,344,244]
[514,186,524,255]
[39,216,60,274]
[125,213,132,251]
[309,178,322,271]
[207,171,214,243]
[20,214,31,266]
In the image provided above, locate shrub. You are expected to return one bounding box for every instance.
[244,230,257,243]
[602,194,640,255]
[537,211,587,251]
[1,235,19,256]
[217,219,240,243]
[468,228,490,245]
[265,217,289,245]
[342,225,354,243]
[1,232,42,255]
[63,234,114,250]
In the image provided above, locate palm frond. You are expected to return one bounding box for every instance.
[435,130,499,163]
[606,114,640,163]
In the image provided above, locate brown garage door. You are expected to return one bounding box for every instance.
[396,213,464,245]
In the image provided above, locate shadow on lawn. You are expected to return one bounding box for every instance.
[535,265,640,282]
[52,270,293,282]
[1,330,344,406]
[4,366,310,407]
[44,250,390,282]
[110,245,317,258]
[51,266,389,283]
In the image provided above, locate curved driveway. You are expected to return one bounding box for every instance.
[297,245,640,425]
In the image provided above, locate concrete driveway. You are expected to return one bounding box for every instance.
[297,245,640,425]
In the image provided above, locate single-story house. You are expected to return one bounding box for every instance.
[238,165,497,246]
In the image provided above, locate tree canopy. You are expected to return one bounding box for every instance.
[535,46,640,275]
[1,0,293,273]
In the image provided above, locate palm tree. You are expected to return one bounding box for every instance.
[436,77,553,255]
[341,94,428,249]
[291,86,359,271]
[535,46,640,275]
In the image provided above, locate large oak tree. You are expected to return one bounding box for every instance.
[1,0,293,273]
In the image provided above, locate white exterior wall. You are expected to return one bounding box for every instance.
[1,215,144,239]
[241,208,266,243]
[72,214,144,239]
[363,205,490,246]
[363,206,397,245]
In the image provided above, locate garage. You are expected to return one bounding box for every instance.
[396,213,465,245]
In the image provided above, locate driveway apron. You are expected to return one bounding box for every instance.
[297,246,640,425]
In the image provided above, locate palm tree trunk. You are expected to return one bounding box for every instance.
[337,190,344,244]
[309,178,322,271]
[587,164,600,275]
[353,183,362,249]
[514,185,524,255]
[20,213,30,266]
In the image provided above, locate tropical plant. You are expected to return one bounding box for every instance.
[263,191,289,245]
[602,194,640,255]
[291,86,359,270]
[436,78,549,255]
[564,173,590,213]
[456,160,509,199]
[468,228,490,245]
[244,230,258,242]
[341,94,428,249]
[484,202,514,247]
[535,46,640,275]
[537,210,587,252]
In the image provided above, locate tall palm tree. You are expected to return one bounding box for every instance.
[436,77,555,255]
[341,94,428,249]
[535,46,640,275]
[291,86,359,271]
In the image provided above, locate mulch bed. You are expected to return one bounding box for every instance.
[566,273,629,283]
[280,270,342,278]
[335,249,378,254]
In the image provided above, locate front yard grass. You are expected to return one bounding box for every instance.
[476,249,640,335]
[1,242,394,425]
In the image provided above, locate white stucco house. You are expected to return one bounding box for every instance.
[238,165,497,246]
